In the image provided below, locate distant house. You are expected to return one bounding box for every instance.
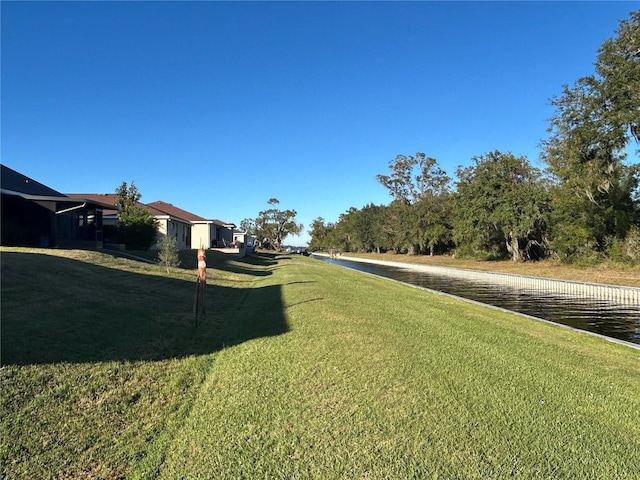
[146,201,236,250]
[1,165,113,248]
[144,201,194,250]
[192,219,237,250]
[233,232,257,253]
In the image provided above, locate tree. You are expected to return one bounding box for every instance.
[239,218,256,236]
[308,217,334,250]
[377,153,452,255]
[354,204,388,253]
[596,10,640,152]
[380,201,408,254]
[396,201,424,255]
[542,76,632,205]
[453,151,549,262]
[114,181,158,250]
[546,164,639,261]
[157,235,181,274]
[414,193,454,256]
[541,10,640,260]
[376,152,450,205]
[331,207,359,252]
[542,11,639,198]
[254,198,303,251]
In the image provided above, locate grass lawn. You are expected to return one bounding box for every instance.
[1,247,639,479]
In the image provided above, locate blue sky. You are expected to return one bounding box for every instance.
[2,1,637,245]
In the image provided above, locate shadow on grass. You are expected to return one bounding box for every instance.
[171,250,280,277]
[1,251,289,366]
[106,249,281,277]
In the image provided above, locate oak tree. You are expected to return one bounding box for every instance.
[453,151,549,262]
[541,10,640,259]
[254,198,302,251]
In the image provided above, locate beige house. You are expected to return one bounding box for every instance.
[192,219,237,249]
[65,195,236,251]
[146,201,236,250]
[145,204,193,250]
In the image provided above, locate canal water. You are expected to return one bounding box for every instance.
[312,255,640,346]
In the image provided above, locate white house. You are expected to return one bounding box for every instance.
[233,232,256,253]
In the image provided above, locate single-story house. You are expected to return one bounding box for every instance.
[64,196,237,251]
[145,202,194,251]
[1,165,237,252]
[146,201,236,250]
[64,193,119,230]
[67,195,196,251]
[1,165,113,248]
[233,232,257,253]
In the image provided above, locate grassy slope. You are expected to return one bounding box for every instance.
[1,247,639,479]
[1,248,281,479]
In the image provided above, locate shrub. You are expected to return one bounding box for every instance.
[157,236,181,274]
[622,226,640,261]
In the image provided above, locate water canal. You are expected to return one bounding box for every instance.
[312,255,640,347]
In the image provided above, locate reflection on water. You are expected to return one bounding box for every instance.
[314,256,640,345]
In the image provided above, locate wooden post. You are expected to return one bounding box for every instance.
[193,248,206,322]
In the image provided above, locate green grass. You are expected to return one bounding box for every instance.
[2,247,639,479]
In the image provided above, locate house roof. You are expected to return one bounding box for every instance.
[209,219,237,228]
[2,164,66,198]
[2,165,113,210]
[189,217,236,228]
[66,193,119,205]
[0,167,234,225]
[144,201,235,227]
[64,193,120,213]
[146,201,207,222]
[64,194,236,227]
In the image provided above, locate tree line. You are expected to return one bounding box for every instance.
[309,10,640,264]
